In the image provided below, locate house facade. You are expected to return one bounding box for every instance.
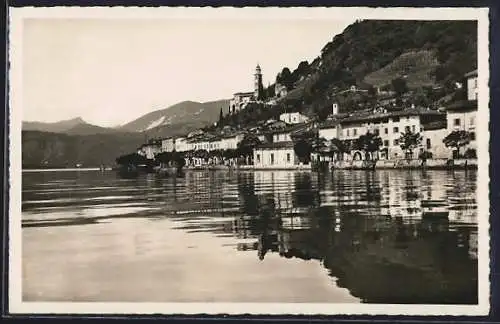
[253,142,298,169]
[161,137,175,152]
[465,69,478,101]
[229,92,254,114]
[138,140,162,159]
[337,108,448,160]
[279,112,310,125]
[444,70,478,157]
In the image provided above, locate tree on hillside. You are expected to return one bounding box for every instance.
[398,130,423,159]
[443,130,473,158]
[218,107,224,127]
[266,84,275,98]
[392,77,409,96]
[277,67,294,90]
[354,132,383,160]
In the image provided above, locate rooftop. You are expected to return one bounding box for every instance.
[445,99,478,111]
[464,69,478,78]
[256,141,295,150]
[339,107,444,124]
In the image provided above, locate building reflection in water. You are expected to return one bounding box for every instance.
[231,170,478,304]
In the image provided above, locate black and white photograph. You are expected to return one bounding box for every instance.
[7,6,490,316]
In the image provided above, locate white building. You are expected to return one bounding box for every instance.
[279,112,310,125]
[444,69,478,157]
[318,120,341,141]
[272,128,293,143]
[174,136,190,152]
[465,69,478,101]
[253,142,298,169]
[338,108,447,160]
[229,92,254,114]
[161,137,175,152]
[188,133,245,152]
[138,140,162,159]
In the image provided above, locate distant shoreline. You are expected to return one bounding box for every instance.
[22,167,112,172]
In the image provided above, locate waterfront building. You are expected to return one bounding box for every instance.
[253,142,298,169]
[338,107,447,160]
[174,136,189,152]
[161,137,175,152]
[138,139,162,159]
[318,120,341,141]
[420,121,451,159]
[187,132,245,152]
[279,112,310,125]
[444,69,478,157]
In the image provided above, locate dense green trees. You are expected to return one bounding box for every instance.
[443,130,473,158]
[353,132,383,160]
[116,153,150,166]
[398,130,423,159]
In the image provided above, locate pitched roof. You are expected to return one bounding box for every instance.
[339,107,444,124]
[445,100,478,111]
[464,69,478,78]
[256,141,295,149]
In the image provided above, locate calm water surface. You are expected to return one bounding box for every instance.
[22,169,478,304]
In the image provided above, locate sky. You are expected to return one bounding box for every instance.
[22,17,355,127]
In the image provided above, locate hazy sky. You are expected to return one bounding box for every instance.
[23,18,354,127]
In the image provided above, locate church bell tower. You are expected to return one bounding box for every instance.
[254,64,263,100]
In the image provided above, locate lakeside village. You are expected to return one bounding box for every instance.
[116,65,479,176]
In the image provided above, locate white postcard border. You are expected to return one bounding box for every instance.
[8,6,491,316]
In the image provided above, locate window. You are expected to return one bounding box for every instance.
[471,132,476,141]
[384,140,389,147]
[256,154,260,163]
[347,129,350,137]
[405,126,411,133]
[353,129,357,136]
[474,79,478,88]
[426,138,431,149]
[393,139,399,146]
[393,127,399,133]
[286,153,291,163]
[454,118,461,126]
[412,125,416,133]
[470,117,475,126]
[270,153,274,165]
[374,128,380,135]
[384,128,388,134]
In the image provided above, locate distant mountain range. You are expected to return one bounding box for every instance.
[118,99,230,138]
[21,99,230,168]
[23,99,230,138]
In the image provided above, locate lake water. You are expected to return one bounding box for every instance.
[21,169,478,304]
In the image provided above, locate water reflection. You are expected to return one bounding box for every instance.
[234,170,478,304]
[22,169,478,304]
